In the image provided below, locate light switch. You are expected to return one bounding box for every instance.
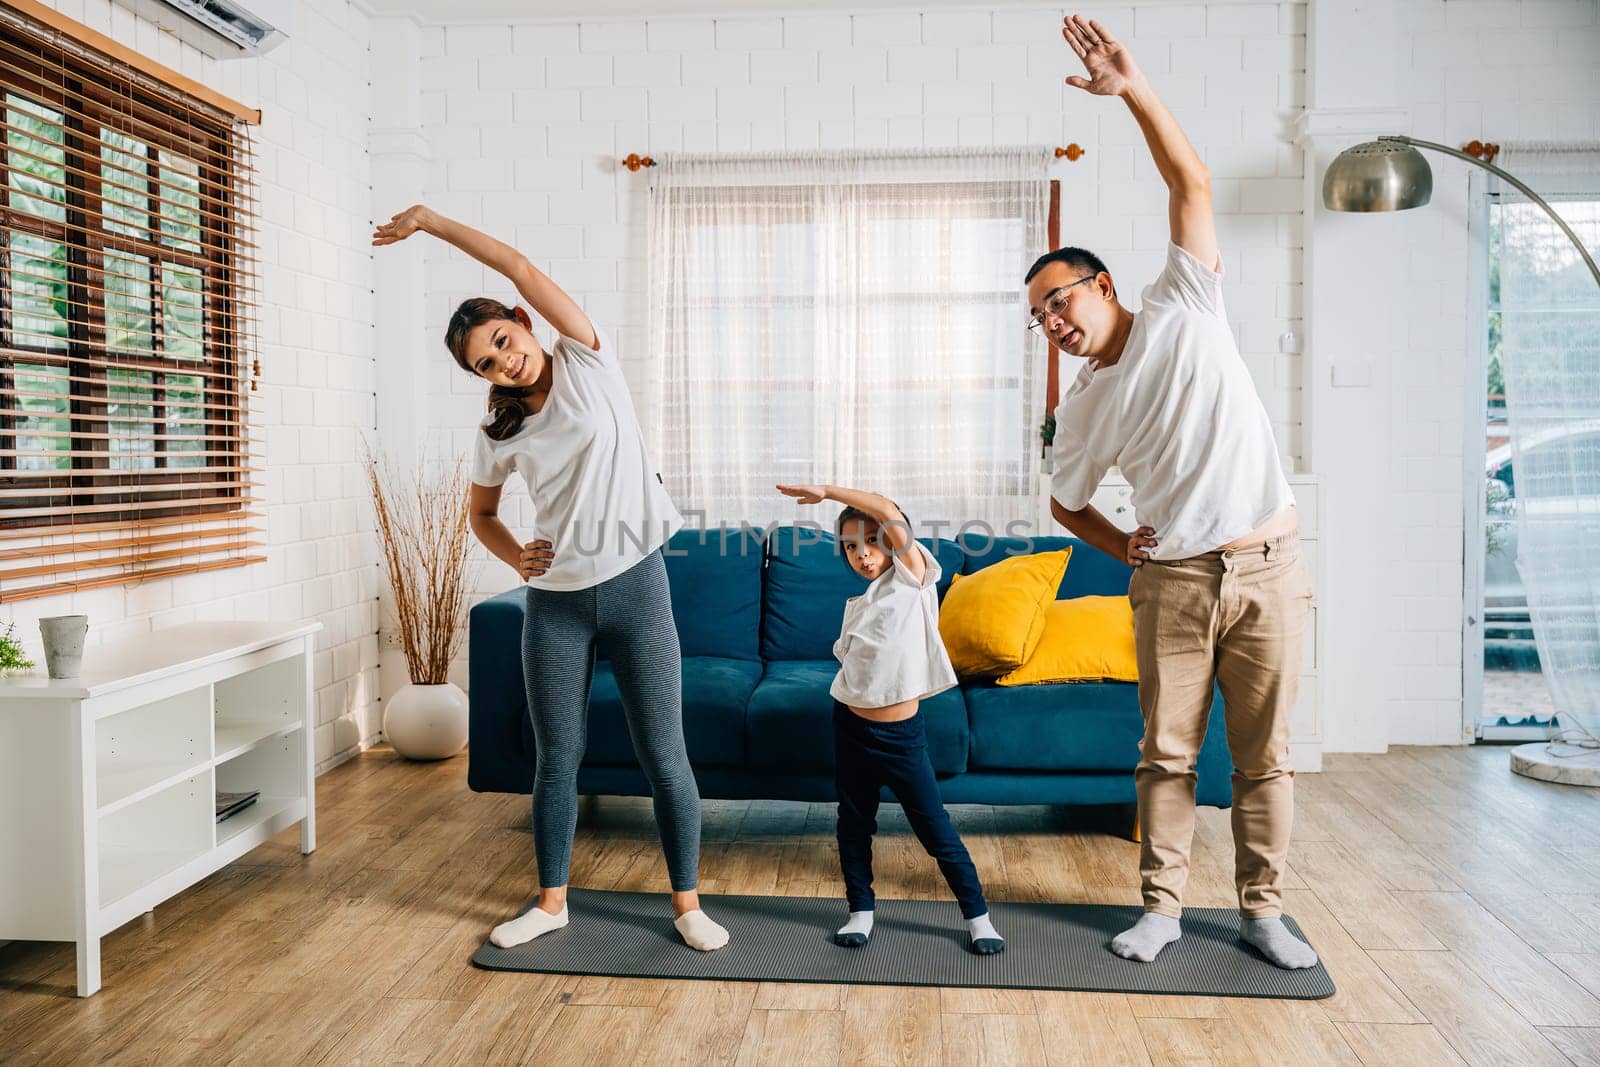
[1332,358,1372,388]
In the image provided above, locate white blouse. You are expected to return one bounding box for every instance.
[829,541,959,710]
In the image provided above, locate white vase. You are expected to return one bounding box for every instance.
[385,682,468,760]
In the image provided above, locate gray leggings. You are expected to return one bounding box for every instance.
[522,549,701,891]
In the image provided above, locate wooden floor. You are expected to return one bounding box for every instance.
[6,745,1600,1065]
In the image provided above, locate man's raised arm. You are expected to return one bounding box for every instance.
[1061,14,1218,269]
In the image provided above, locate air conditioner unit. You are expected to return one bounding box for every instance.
[116,0,291,58]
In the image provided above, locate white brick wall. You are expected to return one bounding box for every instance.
[400,0,1595,755]
[7,2,1576,774]
[9,1,380,773]
[415,4,1312,615]
[1377,0,1600,746]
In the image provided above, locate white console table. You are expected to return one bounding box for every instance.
[0,620,321,996]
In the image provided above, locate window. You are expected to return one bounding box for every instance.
[1473,155,1600,737]
[646,149,1050,531]
[0,6,261,602]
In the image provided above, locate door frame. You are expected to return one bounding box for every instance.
[1462,170,1489,740]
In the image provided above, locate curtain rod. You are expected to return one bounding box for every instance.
[622,144,1083,171]
[1493,140,1600,152]
[1462,139,1600,166]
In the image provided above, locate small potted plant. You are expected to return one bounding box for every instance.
[1040,412,1056,474]
[366,446,476,760]
[0,622,35,676]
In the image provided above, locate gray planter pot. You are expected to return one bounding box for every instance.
[39,615,88,679]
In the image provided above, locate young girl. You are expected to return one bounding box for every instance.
[776,484,1004,955]
[373,205,728,953]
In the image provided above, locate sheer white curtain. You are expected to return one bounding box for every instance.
[644,147,1051,532]
[1493,143,1600,735]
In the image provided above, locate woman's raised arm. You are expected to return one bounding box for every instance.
[373,204,597,348]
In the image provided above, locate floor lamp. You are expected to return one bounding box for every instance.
[1323,136,1600,784]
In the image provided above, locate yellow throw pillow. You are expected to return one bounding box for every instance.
[938,549,1071,677]
[997,595,1139,686]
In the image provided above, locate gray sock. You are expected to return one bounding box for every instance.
[1110,912,1182,963]
[1240,916,1319,969]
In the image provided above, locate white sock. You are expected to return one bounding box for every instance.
[1111,912,1182,963]
[835,910,874,947]
[674,908,730,951]
[1240,916,1319,969]
[967,912,1005,954]
[490,903,568,949]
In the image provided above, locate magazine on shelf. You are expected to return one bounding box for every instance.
[215,790,259,823]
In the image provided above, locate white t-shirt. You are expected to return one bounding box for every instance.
[830,541,959,710]
[1049,242,1293,560]
[470,327,683,591]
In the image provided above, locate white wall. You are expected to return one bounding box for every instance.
[378,0,1599,752]
[1302,0,1600,751]
[389,3,1309,696]
[1382,0,1598,745]
[7,0,381,772]
[411,5,1307,467]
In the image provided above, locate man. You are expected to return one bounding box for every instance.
[1032,15,1316,970]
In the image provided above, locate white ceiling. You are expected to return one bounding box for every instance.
[362,0,1020,21]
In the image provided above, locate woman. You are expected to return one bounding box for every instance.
[373,204,728,952]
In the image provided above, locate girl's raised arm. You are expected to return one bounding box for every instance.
[776,483,924,583]
[373,204,597,348]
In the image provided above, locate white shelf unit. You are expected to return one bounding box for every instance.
[0,620,321,996]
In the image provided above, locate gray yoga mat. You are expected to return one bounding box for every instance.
[471,888,1335,999]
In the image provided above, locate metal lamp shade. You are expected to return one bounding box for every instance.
[1322,140,1434,212]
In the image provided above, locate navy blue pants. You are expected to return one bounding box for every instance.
[833,703,988,920]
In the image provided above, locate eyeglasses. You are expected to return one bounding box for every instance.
[1027,274,1097,333]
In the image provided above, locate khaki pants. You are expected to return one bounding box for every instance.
[1128,533,1311,918]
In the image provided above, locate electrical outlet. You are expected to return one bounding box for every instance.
[380,630,403,650]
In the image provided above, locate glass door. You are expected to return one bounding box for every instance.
[1468,172,1600,741]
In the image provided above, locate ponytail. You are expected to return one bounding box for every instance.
[485,385,529,441]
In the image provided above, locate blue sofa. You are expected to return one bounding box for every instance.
[467,525,1232,809]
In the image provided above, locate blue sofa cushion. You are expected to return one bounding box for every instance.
[584,655,760,769]
[473,529,762,666]
[762,525,964,661]
[957,533,1132,598]
[964,679,1144,772]
[964,677,1227,773]
[746,660,969,775]
[663,527,764,661]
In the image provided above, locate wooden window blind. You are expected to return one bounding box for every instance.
[0,3,263,603]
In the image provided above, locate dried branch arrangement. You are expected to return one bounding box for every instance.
[365,446,474,685]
